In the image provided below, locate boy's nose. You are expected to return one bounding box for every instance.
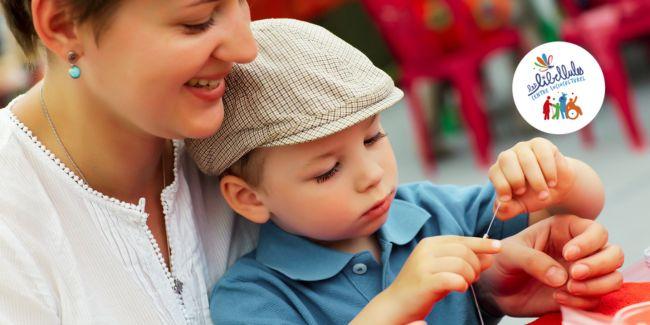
[212,0,258,64]
[355,161,384,193]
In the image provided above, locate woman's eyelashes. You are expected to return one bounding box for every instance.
[315,162,340,183]
[183,17,215,34]
[364,131,386,145]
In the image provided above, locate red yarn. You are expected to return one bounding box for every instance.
[529,282,650,325]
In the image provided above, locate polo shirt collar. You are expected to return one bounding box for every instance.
[255,198,432,281]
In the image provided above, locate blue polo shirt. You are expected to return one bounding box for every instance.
[210,182,528,324]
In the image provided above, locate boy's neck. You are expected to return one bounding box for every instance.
[316,235,382,263]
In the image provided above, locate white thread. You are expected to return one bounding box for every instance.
[483,201,502,239]
[470,285,485,325]
[471,200,502,325]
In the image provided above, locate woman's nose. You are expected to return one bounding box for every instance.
[213,0,258,64]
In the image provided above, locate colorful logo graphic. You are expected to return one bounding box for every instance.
[534,53,554,72]
[512,42,605,135]
[542,93,583,121]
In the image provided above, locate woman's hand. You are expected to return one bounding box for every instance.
[478,215,624,317]
[351,236,501,324]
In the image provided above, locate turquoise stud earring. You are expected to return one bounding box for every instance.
[67,51,81,79]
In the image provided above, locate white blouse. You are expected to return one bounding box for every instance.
[0,98,259,324]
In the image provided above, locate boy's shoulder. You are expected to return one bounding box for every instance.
[216,250,283,286]
[395,181,494,206]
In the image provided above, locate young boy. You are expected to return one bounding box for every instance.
[187,19,616,324]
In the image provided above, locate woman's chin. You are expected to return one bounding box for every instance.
[181,104,225,139]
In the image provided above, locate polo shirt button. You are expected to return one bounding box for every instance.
[352,263,367,275]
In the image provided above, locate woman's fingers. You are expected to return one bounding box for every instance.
[569,244,624,280]
[567,271,623,296]
[562,220,609,262]
[500,240,568,288]
[553,290,600,310]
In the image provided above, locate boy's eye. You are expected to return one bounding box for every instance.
[364,132,387,146]
[183,17,215,33]
[315,162,340,183]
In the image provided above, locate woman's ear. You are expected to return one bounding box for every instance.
[220,175,271,224]
[32,0,83,59]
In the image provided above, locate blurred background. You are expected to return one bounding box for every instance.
[1,1,649,323]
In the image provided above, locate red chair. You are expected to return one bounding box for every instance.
[560,0,650,149]
[360,0,521,170]
[559,0,612,17]
[248,0,349,21]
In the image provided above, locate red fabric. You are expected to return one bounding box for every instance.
[530,282,650,325]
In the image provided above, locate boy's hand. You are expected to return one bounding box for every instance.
[381,236,502,323]
[478,215,624,316]
[489,137,577,220]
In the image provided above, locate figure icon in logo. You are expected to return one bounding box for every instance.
[566,95,583,120]
[552,101,561,120]
[542,96,552,120]
[558,93,568,119]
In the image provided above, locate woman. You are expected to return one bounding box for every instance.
[0,0,257,323]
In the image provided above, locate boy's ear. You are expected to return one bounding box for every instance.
[220,175,271,224]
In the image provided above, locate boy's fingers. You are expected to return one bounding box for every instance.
[496,199,527,220]
[569,244,624,280]
[457,237,502,254]
[431,257,477,284]
[554,152,575,192]
[477,254,494,271]
[514,145,549,198]
[531,142,558,188]
[431,243,482,275]
[554,290,600,310]
[489,165,512,201]
[433,236,502,254]
[498,151,527,195]
[567,271,623,296]
[562,220,609,262]
[501,242,568,288]
[428,272,468,294]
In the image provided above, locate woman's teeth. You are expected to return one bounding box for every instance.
[186,78,221,90]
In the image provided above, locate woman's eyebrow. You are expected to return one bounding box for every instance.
[187,0,219,7]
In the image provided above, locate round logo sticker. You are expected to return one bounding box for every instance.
[512,41,605,134]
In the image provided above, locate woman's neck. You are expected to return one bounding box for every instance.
[12,72,171,204]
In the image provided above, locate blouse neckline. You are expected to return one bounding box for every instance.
[3,96,183,222]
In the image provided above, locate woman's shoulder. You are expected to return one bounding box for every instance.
[0,107,16,145]
[0,107,66,240]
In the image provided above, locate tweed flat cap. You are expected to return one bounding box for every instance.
[186,18,403,176]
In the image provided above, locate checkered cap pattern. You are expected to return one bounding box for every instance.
[186,18,404,176]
